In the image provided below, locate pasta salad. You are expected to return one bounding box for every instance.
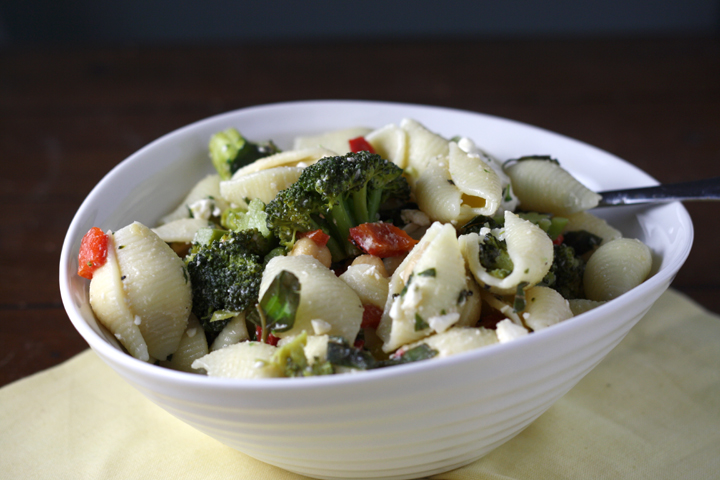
[77,118,652,378]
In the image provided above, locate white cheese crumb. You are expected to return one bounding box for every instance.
[401,209,431,227]
[189,198,220,220]
[311,319,332,335]
[186,327,197,338]
[133,315,142,325]
[428,312,460,333]
[496,319,529,343]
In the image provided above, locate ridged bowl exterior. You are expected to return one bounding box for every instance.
[60,101,693,480]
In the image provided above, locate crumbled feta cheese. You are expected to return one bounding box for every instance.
[311,319,332,335]
[401,209,431,227]
[496,319,529,343]
[401,284,422,310]
[428,312,460,333]
[189,198,221,220]
[133,315,142,325]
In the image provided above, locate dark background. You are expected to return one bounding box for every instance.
[0,0,718,46]
[1,2,719,387]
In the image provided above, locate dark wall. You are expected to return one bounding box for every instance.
[1,0,718,46]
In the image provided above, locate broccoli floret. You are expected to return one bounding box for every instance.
[516,212,568,241]
[221,198,273,239]
[209,128,280,180]
[460,216,514,279]
[563,230,602,256]
[185,228,271,335]
[265,151,411,261]
[541,244,586,299]
[460,214,504,235]
[478,234,514,279]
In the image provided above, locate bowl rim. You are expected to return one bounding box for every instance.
[59,99,695,391]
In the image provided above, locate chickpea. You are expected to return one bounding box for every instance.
[290,237,332,268]
[351,254,388,277]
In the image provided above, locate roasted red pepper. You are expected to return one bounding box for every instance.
[77,227,109,279]
[297,228,330,248]
[255,326,279,346]
[361,304,384,329]
[348,136,376,154]
[349,222,417,258]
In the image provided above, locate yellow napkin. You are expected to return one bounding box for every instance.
[2,289,719,480]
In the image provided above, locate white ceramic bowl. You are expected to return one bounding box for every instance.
[59,100,693,480]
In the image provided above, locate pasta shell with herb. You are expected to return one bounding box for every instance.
[378,222,469,352]
[192,341,281,379]
[505,159,601,215]
[89,233,150,362]
[400,118,449,182]
[460,211,554,295]
[415,143,502,224]
[403,327,498,359]
[259,255,363,344]
[113,222,192,361]
[293,127,372,154]
[521,286,573,331]
[583,238,652,301]
[210,313,250,352]
[159,174,225,225]
[366,123,408,169]
[152,218,212,244]
[231,147,337,178]
[339,264,390,309]
[414,158,461,223]
[220,166,303,207]
[159,315,208,373]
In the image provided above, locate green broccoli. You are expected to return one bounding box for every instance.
[221,198,273,239]
[265,151,411,261]
[185,228,272,335]
[478,234,514,279]
[460,215,514,279]
[460,214,504,235]
[541,244,586,299]
[209,128,280,180]
[563,230,603,256]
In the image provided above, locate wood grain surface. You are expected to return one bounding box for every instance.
[1,37,718,387]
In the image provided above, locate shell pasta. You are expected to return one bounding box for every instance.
[78,117,654,378]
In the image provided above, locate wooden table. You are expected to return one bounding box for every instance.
[1,37,718,388]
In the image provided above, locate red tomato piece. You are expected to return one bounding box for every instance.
[348,136,376,154]
[255,325,279,346]
[552,234,564,246]
[349,222,417,258]
[77,227,109,279]
[298,229,330,248]
[361,304,383,329]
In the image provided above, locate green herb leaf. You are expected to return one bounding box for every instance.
[399,273,414,297]
[414,313,429,331]
[326,336,377,370]
[457,289,473,305]
[417,268,437,277]
[396,344,438,363]
[513,282,529,312]
[259,270,301,334]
